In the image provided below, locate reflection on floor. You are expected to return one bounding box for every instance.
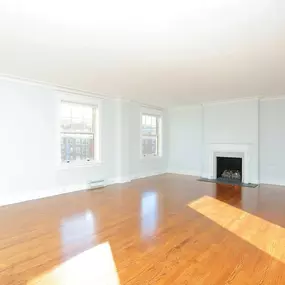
[60,210,96,261]
[140,192,158,238]
[188,196,285,263]
[28,242,120,285]
[2,174,285,284]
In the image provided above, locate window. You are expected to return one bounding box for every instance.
[141,113,162,157]
[60,101,99,164]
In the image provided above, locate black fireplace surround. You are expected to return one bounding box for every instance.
[216,157,242,182]
[197,156,257,187]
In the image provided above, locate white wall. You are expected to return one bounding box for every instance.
[114,100,169,182]
[203,99,259,183]
[260,98,285,185]
[0,78,168,205]
[168,106,203,176]
[3,76,284,207]
[168,97,285,186]
[0,80,59,205]
[128,102,169,179]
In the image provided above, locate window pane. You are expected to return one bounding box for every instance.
[142,137,157,156]
[142,115,157,136]
[151,116,156,127]
[146,115,151,125]
[61,133,94,162]
[61,102,95,133]
[142,126,157,136]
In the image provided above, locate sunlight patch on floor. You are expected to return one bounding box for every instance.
[188,196,285,262]
[28,242,120,285]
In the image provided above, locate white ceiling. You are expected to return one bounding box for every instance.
[0,0,285,107]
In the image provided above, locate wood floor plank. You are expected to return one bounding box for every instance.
[1,174,285,284]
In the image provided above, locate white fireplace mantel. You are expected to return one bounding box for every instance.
[204,143,254,184]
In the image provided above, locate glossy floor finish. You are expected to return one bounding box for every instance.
[1,174,285,284]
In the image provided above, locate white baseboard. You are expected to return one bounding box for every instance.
[0,172,167,207]
[0,183,88,207]
[108,171,166,185]
[259,179,285,186]
[129,171,166,181]
[2,173,285,207]
[107,177,131,185]
[167,169,200,177]
[201,173,210,179]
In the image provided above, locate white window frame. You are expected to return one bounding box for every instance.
[58,93,102,168]
[140,108,163,158]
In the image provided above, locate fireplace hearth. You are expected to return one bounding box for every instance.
[217,157,242,182]
[198,145,258,187]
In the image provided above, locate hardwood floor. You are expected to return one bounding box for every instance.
[1,174,285,284]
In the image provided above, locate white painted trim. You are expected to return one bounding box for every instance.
[0,173,166,206]
[3,73,285,109]
[167,170,200,177]
[129,171,166,181]
[259,180,285,187]
[59,92,103,106]
[168,104,203,112]
[0,74,164,110]
[257,98,261,186]
[140,155,163,160]
[0,73,110,99]
[140,108,163,158]
[141,107,163,116]
[202,97,259,107]
[107,177,132,184]
[57,92,103,168]
[259,96,285,102]
[2,73,285,108]
[203,143,258,184]
[113,97,164,111]
[0,184,88,207]
[58,162,103,170]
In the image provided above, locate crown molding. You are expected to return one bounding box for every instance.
[201,96,260,106]
[170,95,285,109]
[0,73,115,99]
[198,95,285,107]
[259,95,285,102]
[169,104,203,111]
[113,97,163,111]
[0,73,164,110]
[4,73,283,110]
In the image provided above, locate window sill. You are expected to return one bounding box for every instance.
[140,155,162,160]
[58,161,103,170]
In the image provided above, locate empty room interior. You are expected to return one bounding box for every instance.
[1,0,285,284]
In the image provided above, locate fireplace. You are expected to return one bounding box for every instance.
[216,157,242,182]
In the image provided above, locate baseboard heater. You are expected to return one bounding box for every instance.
[88,179,106,190]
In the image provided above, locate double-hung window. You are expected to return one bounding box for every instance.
[141,113,162,157]
[60,100,99,164]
